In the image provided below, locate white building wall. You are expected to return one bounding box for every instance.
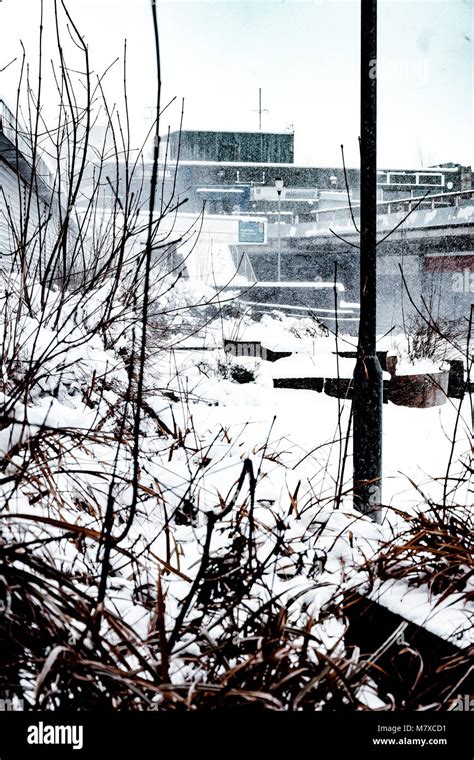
[156,212,257,286]
[0,158,64,280]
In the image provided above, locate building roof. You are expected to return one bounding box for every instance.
[158,159,462,174]
[165,129,294,138]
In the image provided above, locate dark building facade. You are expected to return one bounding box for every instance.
[164,130,294,164]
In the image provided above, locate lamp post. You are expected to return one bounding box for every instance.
[353,0,383,523]
[275,177,284,281]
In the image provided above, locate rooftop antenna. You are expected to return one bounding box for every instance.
[251,88,269,131]
[145,105,157,127]
[417,137,424,168]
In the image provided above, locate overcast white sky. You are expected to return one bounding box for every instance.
[0,0,472,168]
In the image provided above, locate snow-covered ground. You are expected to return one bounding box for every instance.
[1,273,472,709]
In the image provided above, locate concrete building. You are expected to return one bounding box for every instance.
[157,130,472,223]
[163,129,294,164]
[0,100,64,280]
[87,129,471,224]
[235,200,474,335]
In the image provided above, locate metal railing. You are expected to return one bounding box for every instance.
[310,189,474,224]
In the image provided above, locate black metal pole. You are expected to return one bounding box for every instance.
[353,0,383,522]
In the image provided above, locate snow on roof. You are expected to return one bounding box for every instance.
[196,187,246,194]
[165,129,293,137]
[255,281,345,291]
[159,158,464,173]
[272,354,357,379]
[173,159,299,169]
[340,301,360,309]
[370,579,474,649]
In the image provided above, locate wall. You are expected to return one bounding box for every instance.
[155,212,257,287]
